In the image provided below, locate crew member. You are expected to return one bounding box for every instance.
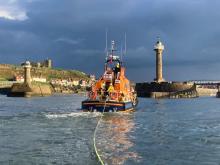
[107,83,114,93]
[100,82,106,99]
[114,62,120,79]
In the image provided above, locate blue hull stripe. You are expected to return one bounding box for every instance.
[82,100,134,112]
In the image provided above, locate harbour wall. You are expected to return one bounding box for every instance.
[135,82,195,98]
[8,83,52,97]
[196,87,218,96]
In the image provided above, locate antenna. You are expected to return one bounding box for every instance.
[124,32,127,55]
[120,42,123,61]
[105,28,108,57]
[121,32,127,63]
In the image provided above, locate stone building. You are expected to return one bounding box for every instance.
[29,59,52,68]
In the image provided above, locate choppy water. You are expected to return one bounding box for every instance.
[1,95,220,165]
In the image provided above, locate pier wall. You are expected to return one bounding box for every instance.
[136,82,194,97]
[196,87,217,96]
[8,83,52,97]
[150,92,170,98]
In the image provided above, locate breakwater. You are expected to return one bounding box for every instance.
[135,81,198,98]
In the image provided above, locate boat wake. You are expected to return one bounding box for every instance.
[45,112,102,119]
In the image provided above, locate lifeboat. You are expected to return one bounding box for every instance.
[82,40,138,112]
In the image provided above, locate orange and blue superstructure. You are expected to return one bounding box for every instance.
[82,40,138,112]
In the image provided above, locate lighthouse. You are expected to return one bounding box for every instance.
[23,61,32,85]
[154,38,165,83]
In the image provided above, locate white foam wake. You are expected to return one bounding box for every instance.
[45,112,102,119]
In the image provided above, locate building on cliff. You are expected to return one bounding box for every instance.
[24,59,52,68]
[14,75,47,83]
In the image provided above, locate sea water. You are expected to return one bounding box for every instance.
[1,94,220,165]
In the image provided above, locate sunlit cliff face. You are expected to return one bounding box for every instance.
[96,113,141,164]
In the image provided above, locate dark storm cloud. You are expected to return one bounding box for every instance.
[0,0,220,81]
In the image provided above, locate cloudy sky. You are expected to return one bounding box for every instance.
[0,0,220,82]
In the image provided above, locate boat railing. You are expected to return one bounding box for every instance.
[88,89,134,102]
[109,91,134,102]
[109,92,120,101]
[88,90,97,100]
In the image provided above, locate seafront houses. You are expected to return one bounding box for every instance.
[72,80,80,86]
[79,80,87,87]
[50,78,88,87]
[14,75,47,83]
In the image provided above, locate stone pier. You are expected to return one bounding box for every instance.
[135,81,198,98]
[8,61,52,97]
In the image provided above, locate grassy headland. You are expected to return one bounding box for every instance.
[0,64,89,81]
